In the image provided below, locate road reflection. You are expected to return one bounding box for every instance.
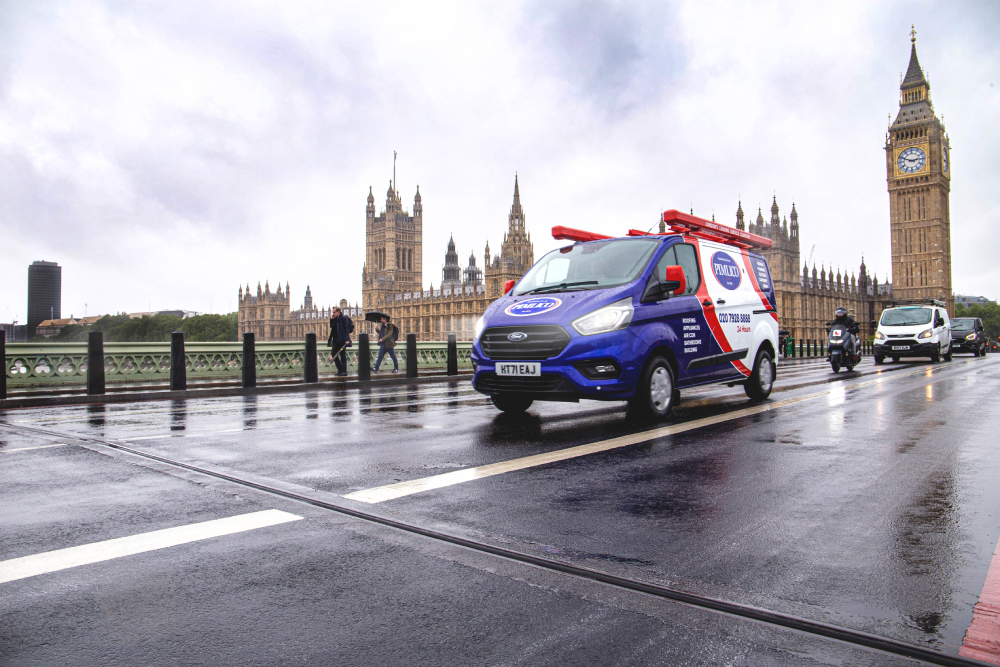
[87,404,105,430]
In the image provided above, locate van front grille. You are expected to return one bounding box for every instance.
[480,326,571,360]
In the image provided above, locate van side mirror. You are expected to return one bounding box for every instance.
[503,280,515,295]
[664,265,686,295]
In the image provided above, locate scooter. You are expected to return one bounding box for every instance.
[827,321,861,373]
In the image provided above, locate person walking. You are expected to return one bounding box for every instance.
[372,315,398,373]
[328,307,353,376]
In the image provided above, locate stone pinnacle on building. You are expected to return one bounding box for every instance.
[903,25,926,87]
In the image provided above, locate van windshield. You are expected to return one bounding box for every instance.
[951,318,975,331]
[514,238,660,295]
[880,308,932,326]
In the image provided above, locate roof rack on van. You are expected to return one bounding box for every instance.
[888,298,947,308]
[654,210,773,249]
[551,210,773,249]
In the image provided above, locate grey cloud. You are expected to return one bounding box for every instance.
[521,1,684,114]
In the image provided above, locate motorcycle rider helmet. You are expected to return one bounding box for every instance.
[835,306,847,318]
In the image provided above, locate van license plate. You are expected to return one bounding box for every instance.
[496,362,541,376]
[893,345,911,350]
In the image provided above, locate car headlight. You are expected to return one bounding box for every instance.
[966,333,977,340]
[875,331,885,340]
[473,316,485,342]
[918,329,933,339]
[572,298,634,336]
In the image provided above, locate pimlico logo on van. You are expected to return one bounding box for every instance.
[504,297,563,316]
[711,252,742,290]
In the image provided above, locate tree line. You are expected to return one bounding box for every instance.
[43,313,238,343]
[955,302,1000,340]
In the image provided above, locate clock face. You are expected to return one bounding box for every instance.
[897,146,927,174]
[942,146,949,173]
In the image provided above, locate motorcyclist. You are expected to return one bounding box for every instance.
[831,306,859,355]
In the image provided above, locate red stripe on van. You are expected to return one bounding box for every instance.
[740,250,778,323]
[687,237,751,377]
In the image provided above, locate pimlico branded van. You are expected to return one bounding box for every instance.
[470,210,780,419]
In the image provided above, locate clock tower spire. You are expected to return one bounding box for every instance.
[886,26,952,311]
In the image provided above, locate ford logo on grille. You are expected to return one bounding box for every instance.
[507,332,528,342]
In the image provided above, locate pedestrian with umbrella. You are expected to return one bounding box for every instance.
[367,311,398,373]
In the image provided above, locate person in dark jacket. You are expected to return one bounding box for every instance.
[830,306,859,356]
[372,316,398,373]
[328,307,353,376]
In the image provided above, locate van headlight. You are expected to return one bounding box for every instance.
[474,316,485,342]
[572,298,634,336]
[875,330,885,340]
[918,329,933,339]
[966,333,977,340]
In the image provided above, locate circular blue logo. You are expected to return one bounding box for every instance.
[711,252,742,290]
[504,297,562,317]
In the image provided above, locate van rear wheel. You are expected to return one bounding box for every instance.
[628,356,675,421]
[492,394,533,413]
[745,348,775,401]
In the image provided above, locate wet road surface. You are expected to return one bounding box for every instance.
[2,355,999,666]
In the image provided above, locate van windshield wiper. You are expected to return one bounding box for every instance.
[520,281,599,295]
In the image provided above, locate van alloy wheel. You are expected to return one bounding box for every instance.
[628,355,675,421]
[649,367,673,412]
[745,348,774,400]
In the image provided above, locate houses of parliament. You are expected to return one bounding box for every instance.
[238,175,535,342]
[238,31,952,346]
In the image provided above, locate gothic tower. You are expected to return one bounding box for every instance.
[362,180,424,311]
[442,234,461,287]
[886,27,952,311]
[484,175,535,297]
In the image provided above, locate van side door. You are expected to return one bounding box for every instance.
[692,240,755,380]
[632,242,714,387]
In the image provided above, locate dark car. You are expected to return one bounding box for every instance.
[951,317,988,356]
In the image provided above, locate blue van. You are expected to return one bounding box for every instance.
[470,211,780,419]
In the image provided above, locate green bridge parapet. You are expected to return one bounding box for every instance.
[4,340,473,389]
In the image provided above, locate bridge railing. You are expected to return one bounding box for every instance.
[3,340,473,388]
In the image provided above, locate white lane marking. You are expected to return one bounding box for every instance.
[344,363,960,504]
[0,509,303,585]
[343,391,830,503]
[1,443,69,453]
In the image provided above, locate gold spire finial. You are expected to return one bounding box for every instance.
[910,25,917,44]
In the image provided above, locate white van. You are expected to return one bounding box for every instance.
[873,300,952,364]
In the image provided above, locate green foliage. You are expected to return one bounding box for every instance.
[955,302,1000,339]
[48,313,238,343]
[178,313,238,342]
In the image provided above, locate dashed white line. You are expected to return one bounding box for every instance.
[343,363,957,504]
[1,443,70,453]
[0,509,303,585]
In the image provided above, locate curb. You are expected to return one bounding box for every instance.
[0,373,475,411]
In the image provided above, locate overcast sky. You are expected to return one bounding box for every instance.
[1,1,998,321]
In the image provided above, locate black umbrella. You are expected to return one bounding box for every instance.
[365,311,391,323]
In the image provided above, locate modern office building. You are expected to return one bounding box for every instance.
[27,261,61,337]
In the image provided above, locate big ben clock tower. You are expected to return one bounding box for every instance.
[886,27,953,312]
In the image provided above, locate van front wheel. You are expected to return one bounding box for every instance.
[628,356,675,420]
[492,394,533,413]
[745,348,775,401]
